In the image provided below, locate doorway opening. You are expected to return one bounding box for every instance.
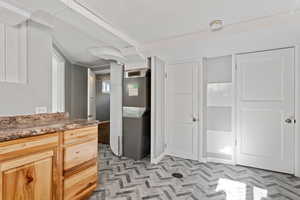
[87,57,167,163]
[96,68,111,145]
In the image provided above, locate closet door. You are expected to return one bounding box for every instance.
[110,63,123,156]
[236,48,295,173]
[151,57,167,163]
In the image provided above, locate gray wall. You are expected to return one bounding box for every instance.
[0,21,52,116]
[54,46,88,119]
[96,74,110,121]
[69,65,88,119]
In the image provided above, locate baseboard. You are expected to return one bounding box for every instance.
[206,157,235,165]
[198,157,207,163]
[151,152,167,164]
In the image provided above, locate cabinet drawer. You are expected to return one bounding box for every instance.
[0,134,58,159]
[64,139,98,171]
[64,126,97,145]
[64,165,97,200]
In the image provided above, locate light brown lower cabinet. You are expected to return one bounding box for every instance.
[0,126,98,200]
[64,165,97,200]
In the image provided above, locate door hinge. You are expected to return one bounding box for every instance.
[235,140,237,146]
[164,143,167,149]
[235,64,237,70]
[165,73,167,78]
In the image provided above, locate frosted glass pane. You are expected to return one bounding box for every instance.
[207,83,232,107]
[207,55,232,83]
[207,106,232,131]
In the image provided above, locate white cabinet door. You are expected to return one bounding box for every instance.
[166,62,199,160]
[236,48,295,173]
[110,63,123,156]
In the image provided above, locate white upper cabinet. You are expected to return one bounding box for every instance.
[0,22,27,83]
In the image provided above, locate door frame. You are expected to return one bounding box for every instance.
[165,59,202,161]
[87,69,96,120]
[295,45,300,177]
[51,47,65,113]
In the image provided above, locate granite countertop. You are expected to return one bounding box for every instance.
[0,113,99,142]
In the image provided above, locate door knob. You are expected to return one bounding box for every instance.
[192,117,198,122]
[285,118,295,124]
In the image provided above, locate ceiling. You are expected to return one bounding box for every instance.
[76,0,299,43]
[1,0,141,66]
[1,0,300,65]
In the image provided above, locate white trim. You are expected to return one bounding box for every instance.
[295,45,300,177]
[53,46,65,63]
[198,59,204,161]
[167,57,203,66]
[206,157,235,165]
[232,54,238,165]
[60,0,139,47]
[152,152,167,164]
[201,58,208,162]
[150,57,155,163]
[53,39,76,64]
[0,1,30,20]
[52,47,65,113]
[164,59,168,158]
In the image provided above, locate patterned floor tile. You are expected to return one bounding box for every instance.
[89,145,300,200]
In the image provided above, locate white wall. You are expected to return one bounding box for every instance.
[144,12,300,175]
[143,12,300,61]
[0,21,52,116]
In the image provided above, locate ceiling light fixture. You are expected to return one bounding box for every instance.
[209,20,224,31]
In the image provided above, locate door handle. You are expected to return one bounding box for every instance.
[285,117,296,124]
[192,117,198,122]
[285,118,292,124]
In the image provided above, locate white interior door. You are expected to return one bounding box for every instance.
[88,69,96,120]
[52,48,65,113]
[236,48,295,174]
[151,57,166,163]
[166,62,199,160]
[110,63,123,156]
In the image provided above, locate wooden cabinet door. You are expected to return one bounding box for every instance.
[0,151,54,200]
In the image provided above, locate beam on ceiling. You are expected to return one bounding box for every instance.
[60,0,140,48]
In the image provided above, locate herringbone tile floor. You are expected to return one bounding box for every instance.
[89,144,300,200]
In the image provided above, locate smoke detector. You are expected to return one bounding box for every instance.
[89,46,127,63]
[209,20,223,31]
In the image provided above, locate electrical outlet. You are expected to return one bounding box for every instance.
[35,107,47,114]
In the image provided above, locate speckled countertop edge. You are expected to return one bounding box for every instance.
[0,113,99,142]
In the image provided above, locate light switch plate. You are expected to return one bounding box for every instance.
[35,107,47,114]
